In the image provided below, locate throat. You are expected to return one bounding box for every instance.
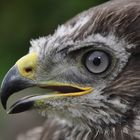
[41,117,137,140]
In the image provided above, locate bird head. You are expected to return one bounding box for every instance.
[1,0,140,130]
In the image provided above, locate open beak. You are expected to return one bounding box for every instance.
[1,53,93,114]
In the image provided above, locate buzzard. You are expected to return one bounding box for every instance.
[1,0,140,139]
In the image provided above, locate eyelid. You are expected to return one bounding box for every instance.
[57,42,109,56]
[67,43,98,54]
[56,45,74,55]
[66,42,113,56]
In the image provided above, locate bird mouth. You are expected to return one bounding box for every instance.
[1,66,92,114]
[8,84,93,114]
[0,54,93,114]
[39,83,92,95]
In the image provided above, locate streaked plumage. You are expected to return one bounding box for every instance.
[1,0,140,140]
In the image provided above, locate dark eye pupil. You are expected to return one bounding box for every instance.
[93,57,101,66]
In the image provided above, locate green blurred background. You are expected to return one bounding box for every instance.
[0,0,108,139]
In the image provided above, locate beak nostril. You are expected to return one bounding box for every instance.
[25,67,33,73]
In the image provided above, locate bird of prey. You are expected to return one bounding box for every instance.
[1,0,140,140]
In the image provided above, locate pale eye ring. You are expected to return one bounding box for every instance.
[84,51,110,74]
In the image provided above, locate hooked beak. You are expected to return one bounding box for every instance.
[1,53,93,114]
[1,53,38,110]
[1,65,34,109]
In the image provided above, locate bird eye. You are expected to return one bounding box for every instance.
[84,51,110,74]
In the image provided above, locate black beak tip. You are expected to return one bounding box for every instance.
[0,65,34,111]
[1,93,7,109]
[0,65,19,110]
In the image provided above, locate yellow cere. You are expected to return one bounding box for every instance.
[16,53,38,79]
